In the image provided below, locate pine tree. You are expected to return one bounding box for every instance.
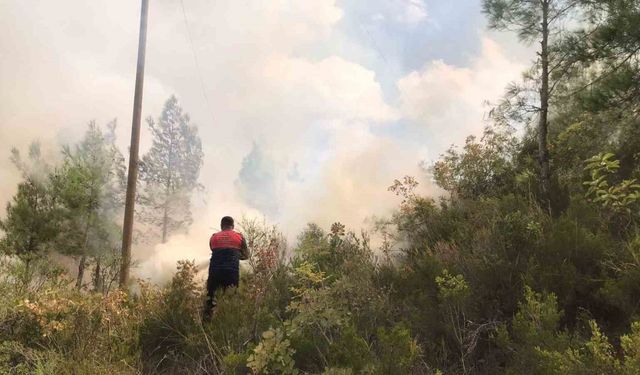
[483,0,582,213]
[139,96,203,243]
[0,143,58,283]
[0,181,57,281]
[51,121,125,290]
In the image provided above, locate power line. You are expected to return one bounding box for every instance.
[179,0,216,126]
[359,23,390,66]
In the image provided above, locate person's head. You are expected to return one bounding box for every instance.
[220,216,234,230]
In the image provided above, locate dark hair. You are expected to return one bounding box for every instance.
[221,216,234,229]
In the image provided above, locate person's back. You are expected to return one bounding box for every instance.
[203,216,249,321]
[209,229,245,278]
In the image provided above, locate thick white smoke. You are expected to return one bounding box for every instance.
[1,1,526,283]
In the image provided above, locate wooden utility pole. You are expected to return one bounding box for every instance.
[120,0,149,289]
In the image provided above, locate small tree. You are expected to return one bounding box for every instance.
[0,143,58,284]
[432,125,518,199]
[139,96,203,243]
[436,270,472,374]
[0,180,57,282]
[51,121,125,290]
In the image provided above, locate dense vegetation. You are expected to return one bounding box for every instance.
[1,1,640,373]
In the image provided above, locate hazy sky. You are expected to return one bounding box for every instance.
[0,0,532,278]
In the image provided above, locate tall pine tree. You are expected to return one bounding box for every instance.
[483,0,583,213]
[139,96,203,243]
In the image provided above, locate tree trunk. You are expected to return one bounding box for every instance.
[162,201,168,243]
[76,255,87,290]
[77,214,92,290]
[94,256,102,293]
[539,0,552,214]
[161,174,172,244]
[23,258,31,288]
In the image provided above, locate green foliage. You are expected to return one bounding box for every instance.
[325,325,373,373]
[436,270,470,303]
[1,143,59,271]
[139,95,204,243]
[0,210,638,374]
[483,0,543,42]
[247,327,297,375]
[376,324,422,374]
[432,125,518,199]
[139,260,202,373]
[0,256,140,374]
[0,179,57,265]
[621,322,640,374]
[321,368,354,375]
[584,152,640,221]
[45,122,126,291]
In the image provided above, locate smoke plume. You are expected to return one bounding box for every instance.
[1,0,526,282]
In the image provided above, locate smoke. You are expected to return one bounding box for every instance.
[236,142,280,218]
[1,0,527,283]
[136,232,210,285]
[398,37,527,148]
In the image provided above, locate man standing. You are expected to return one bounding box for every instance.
[203,216,249,321]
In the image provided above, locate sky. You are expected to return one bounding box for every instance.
[0,0,532,280]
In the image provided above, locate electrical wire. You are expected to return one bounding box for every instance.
[179,0,216,126]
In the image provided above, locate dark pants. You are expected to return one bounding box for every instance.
[203,264,239,319]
